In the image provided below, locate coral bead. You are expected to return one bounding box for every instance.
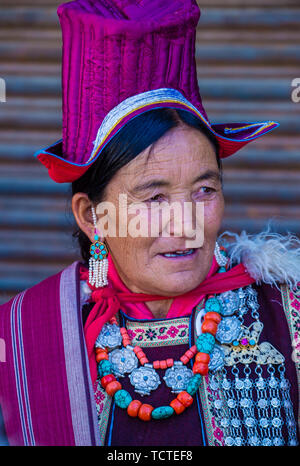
[139,356,149,365]
[101,374,116,389]
[138,404,154,421]
[159,360,168,370]
[127,400,142,418]
[195,352,210,364]
[180,355,190,365]
[177,391,193,407]
[166,358,174,368]
[189,345,197,355]
[105,381,122,396]
[153,360,160,370]
[96,351,109,363]
[186,349,195,359]
[204,312,222,324]
[170,398,186,415]
[193,362,209,376]
[201,319,218,336]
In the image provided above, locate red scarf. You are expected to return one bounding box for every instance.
[81,255,255,384]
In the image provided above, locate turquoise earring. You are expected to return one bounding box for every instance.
[88,206,109,288]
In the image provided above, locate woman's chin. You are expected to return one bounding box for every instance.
[150,250,208,295]
[153,272,204,297]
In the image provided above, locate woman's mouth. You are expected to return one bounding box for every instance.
[159,248,197,259]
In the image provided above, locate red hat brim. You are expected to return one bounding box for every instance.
[35,102,279,183]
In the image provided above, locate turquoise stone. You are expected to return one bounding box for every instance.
[205,297,221,313]
[94,235,99,241]
[98,359,112,377]
[217,266,227,273]
[151,406,174,420]
[196,333,215,354]
[114,389,132,409]
[186,374,202,396]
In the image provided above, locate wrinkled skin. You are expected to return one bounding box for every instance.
[72,124,224,318]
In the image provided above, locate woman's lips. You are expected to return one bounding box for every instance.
[158,248,198,260]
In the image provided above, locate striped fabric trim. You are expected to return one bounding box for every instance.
[59,262,101,446]
[125,316,190,348]
[243,121,276,139]
[89,88,207,163]
[89,88,277,164]
[10,291,35,446]
[224,121,275,137]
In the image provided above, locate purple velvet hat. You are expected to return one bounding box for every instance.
[35,0,279,183]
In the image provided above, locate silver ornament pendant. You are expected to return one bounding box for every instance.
[209,344,225,372]
[109,347,138,377]
[163,362,193,394]
[216,316,243,344]
[129,366,161,396]
[218,290,239,316]
[95,322,122,350]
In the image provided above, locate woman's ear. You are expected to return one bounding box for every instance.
[72,193,95,243]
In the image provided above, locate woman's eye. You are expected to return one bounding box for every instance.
[194,186,216,198]
[200,187,215,194]
[147,194,165,202]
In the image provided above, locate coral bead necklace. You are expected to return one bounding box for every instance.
[95,297,223,421]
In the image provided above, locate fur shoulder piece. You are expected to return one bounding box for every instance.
[219,229,300,290]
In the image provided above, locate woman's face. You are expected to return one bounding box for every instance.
[97,123,224,296]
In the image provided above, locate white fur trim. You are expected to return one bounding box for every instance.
[219,228,300,289]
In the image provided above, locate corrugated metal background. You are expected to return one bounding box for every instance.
[0,0,299,304]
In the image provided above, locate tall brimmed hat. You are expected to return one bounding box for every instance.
[35,0,279,183]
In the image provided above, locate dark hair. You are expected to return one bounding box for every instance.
[72,108,221,263]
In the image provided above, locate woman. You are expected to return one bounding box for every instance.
[0,0,299,446]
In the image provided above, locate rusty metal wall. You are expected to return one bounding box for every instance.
[0,0,299,304]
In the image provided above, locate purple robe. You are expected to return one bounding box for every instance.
[0,261,299,446]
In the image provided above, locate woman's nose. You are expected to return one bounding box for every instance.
[162,197,203,242]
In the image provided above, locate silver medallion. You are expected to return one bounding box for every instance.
[246,286,259,313]
[109,347,138,377]
[163,362,193,394]
[129,365,161,396]
[208,344,225,372]
[218,290,239,316]
[95,322,122,349]
[216,316,242,344]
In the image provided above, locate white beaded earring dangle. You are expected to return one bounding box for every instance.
[214,241,228,268]
[89,206,109,288]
